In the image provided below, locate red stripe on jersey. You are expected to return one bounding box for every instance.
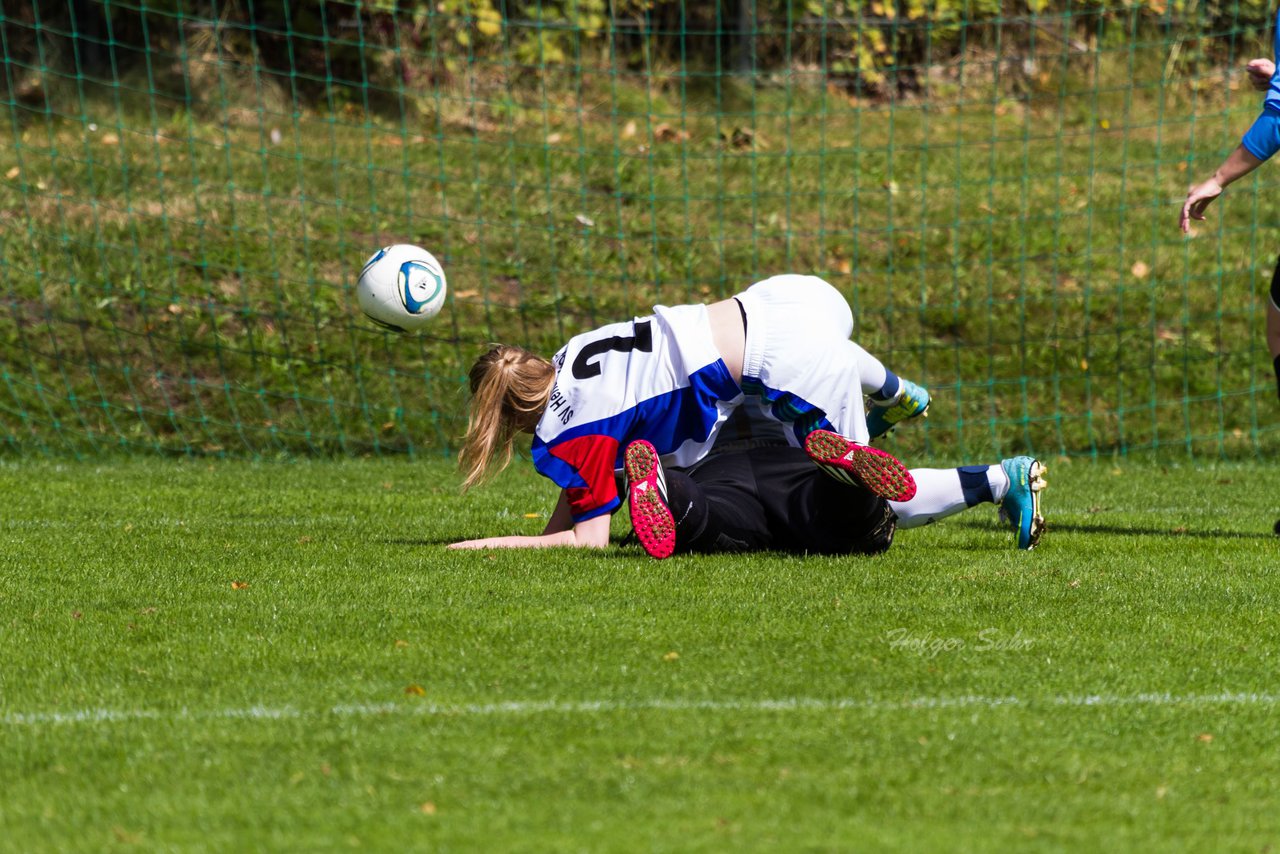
[549,434,621,520]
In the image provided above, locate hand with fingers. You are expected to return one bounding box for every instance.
[1247,58,1276,92]
[1180,177,1224,234]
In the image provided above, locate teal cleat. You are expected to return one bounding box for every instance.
[866,379,930,441]
[999,456,1047,550]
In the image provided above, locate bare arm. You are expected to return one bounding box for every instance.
[449,489,613,549]
[1180,144,1265,234]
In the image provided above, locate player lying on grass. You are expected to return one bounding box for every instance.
[1180,14,1280,398]
[451,274,930,550]
[623,434,1048,557]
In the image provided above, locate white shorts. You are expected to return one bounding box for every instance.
[734,274,872,445]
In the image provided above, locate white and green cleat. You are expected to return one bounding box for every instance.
[999,456,1047,550]
[866,379,930,440]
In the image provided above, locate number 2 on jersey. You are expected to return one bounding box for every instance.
[571,320,654,379]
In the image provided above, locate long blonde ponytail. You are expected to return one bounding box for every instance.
[459,345,556,490]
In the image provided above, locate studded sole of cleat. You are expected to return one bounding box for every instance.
[803,430,917,503]
[625,442,677,559]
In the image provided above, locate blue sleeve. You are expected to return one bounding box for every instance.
[1242,109,1280,161]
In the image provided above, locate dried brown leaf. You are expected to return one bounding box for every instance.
[653,123,689,143]
[729,127,755,149]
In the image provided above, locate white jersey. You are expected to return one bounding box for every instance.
[530,304,743,522]
[529,275,875,523]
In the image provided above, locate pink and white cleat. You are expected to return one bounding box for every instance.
[624,439,678,559]
[803,429,917,502]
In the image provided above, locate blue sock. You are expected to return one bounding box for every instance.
[957,466,994,506]
[871,370,901,403]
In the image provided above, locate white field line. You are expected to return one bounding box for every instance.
[3,692,1279,728]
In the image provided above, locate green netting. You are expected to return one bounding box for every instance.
[1,0,1278,460]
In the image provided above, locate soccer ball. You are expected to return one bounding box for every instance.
[356,244,448,332]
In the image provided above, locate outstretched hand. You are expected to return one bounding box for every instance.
[1247,58,1276,91]
[1180,177,1223,234]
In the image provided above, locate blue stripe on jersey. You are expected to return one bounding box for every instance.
[532,442,592,491]
[572,496,620,523]
[739,376,835,445]
[532,359,741,487]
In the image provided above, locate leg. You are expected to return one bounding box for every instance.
[890,465,1007,529]
[1268,255,1280,397]
[1269,304,1280,401]
[1269,301,1280,361]
[846,340,899,399]
[843,339,932,440]
[890,459,1047,550]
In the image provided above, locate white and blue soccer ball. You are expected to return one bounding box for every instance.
[356,243,448,332]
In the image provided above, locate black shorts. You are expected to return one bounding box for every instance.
[662,445,896,556]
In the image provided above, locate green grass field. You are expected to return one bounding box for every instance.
[4,456,1279,850]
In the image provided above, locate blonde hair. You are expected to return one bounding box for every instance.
[459,344,556,490]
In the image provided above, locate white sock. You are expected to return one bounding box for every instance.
[848,341,894,398]
[890,465,1007,529]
